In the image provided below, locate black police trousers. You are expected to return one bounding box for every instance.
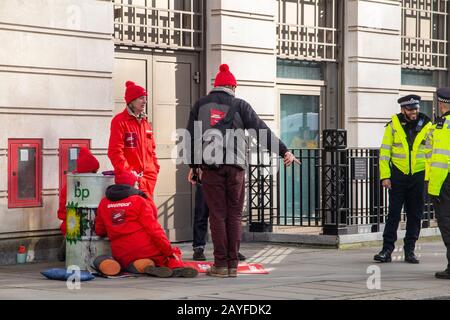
[432,176,450,268]
[383,166,424,253]
[193,184,209,249]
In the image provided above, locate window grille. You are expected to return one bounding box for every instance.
[277,0,337,62]
[402,0,448,70]
[113,0,203,51]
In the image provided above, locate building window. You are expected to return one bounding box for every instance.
[280,94,320,149]
[277,0,338,61]
[402,0,448,70]
[279,94,320,224]
[113,0,203,51]
[59,140,91,197]
[277,59,324,80]
[8,139,42,208]
[420,100,435,120]
[401,68,439,86]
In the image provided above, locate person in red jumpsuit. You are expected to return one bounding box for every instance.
[107,81,160,198]
[94,171,198,278]
[57,147,100,261]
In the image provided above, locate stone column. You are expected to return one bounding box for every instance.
[206,0,278,130]
[344,0,402,147]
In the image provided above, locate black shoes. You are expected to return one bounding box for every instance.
[435,269,450,279]
[193,248,247,262]
[193,248,206,261]
[374,248,421,264]
[374,249,392,263]
[404,251,420,264]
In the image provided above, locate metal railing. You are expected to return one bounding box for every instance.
[276,0,338,62]
[277,23,337,61]
[113,0,203,51]
[401,0,448,70]
[248,141,436,234]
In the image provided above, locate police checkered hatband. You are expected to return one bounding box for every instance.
[438,97,450,103]
[400,98,419,107]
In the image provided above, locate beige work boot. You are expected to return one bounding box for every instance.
[206,266,229,278]
[228,268,237,278]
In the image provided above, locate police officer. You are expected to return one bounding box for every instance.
[426,88,450,279]
[374,94,432,263]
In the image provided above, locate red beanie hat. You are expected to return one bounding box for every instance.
[73,147,100,174]
[214,64,237,87]
[115,171,138,187]
[124,81,147,104]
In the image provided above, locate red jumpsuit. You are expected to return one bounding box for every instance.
[95,193,183,269]
[57,185,67,236]
[108,108,160,197]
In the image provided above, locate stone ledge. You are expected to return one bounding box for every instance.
[0,235,63,265]
[242,227,442,249]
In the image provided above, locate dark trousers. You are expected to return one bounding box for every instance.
[432,176,450,268]
[383,166,424,253]
[193,184,209,249]
[201,166,245,269]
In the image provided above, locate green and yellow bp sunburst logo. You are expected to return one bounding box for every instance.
[66,201,81,244]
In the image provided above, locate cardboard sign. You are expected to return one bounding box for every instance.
[183,261,269,275]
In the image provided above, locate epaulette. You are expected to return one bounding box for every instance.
[436,116,446,129]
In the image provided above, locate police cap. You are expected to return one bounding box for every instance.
[437,87,450,103]
[397,94,421,109]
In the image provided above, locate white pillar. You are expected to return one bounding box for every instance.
[344,0,402,147]
[206,0,278,129]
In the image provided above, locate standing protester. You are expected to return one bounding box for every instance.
[186,64,299,277]
[426,88,450,279]
[108,81,160,199]
[374,95,432,263]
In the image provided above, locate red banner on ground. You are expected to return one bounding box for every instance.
[183,261,269,274]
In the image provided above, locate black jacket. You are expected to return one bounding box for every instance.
[186,87,289,169]
[396,112,431,149]
[105,184,148,202]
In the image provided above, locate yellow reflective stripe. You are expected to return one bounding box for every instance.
[431,162,448,169]
[381,144,391,150]
[416,154,426,159]
[432,149,450,156]
[425,153,433,159]
[392,143,403,148]
[392,153,406,159]
[387,122,394,133]
[380,156,391,161]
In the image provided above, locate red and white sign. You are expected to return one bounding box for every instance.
[210,109,226,126]
[183,261,269,274]
[124,132,137,148]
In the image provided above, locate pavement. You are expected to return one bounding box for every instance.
[0,240,449,300]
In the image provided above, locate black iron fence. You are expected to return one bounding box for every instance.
[248,130,436,235]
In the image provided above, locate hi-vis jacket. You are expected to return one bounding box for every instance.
[380,113,432,180]
[425,113,450,196]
